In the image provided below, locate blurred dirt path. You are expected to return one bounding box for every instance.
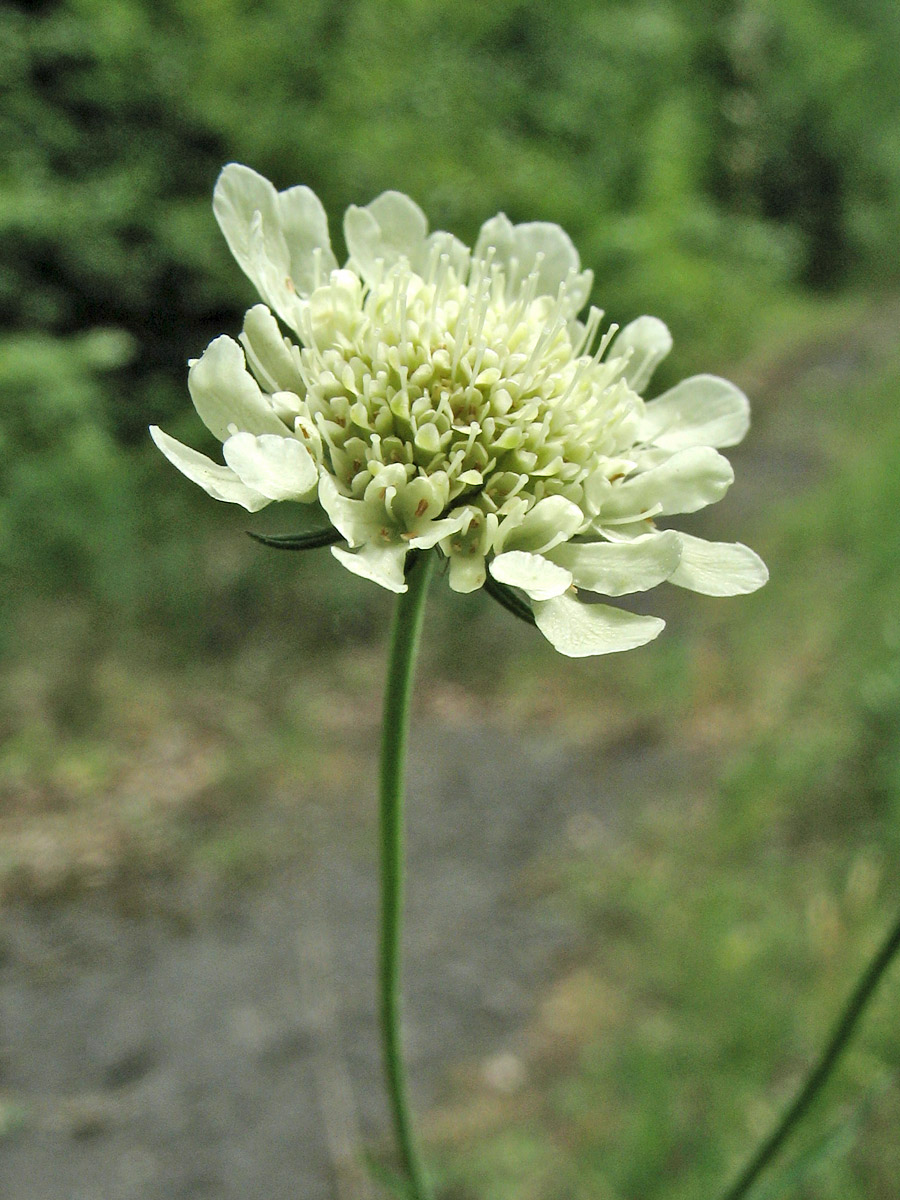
[0,718,694,1200]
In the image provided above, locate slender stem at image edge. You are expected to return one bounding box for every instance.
[720,905,900,1200]
[379,550,436,1200]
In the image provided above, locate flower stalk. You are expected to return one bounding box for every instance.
[720,905,900,1200]
[378,550,435,1200]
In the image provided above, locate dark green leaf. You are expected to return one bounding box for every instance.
[246,528,341,551]
[483,571,537,627]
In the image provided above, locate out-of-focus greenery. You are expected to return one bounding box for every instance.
[2,0,900,640]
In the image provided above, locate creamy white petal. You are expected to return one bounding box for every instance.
[489,551,573,601]
[509,223,591,311]
[213,166,297,327]
[447,553,487,593]
[533,594,665,657]
[475,214,591,313]
[595,520,659,542]
[423,229,471,278]
[407,511,470,550]
[548,531,682,595]
[213,165,282,284]
[240,305,305,393]
[669,533,768,596]
[473,213,516,276]
[276,182,338,295]
[344,191,429,283]
[641,375,750,450]
[318,472,389,547]
[331,543,408,593]
[497,496,585,554]
[188,336,288,442]
[608,316,673,393]
[213,165,336,323]
[149,426,270,511]
[600,447,734,519]
[222,432,318,502]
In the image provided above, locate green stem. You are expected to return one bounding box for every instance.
[379,550,436,1200]
[719,905,900,1200]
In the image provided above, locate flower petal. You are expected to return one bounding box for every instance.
[331,543,408,593]
[533,594,665,657]
[600,447,734,520]
[407,512,470,550]
[344,191,429,284]
[548,530,682,595]
[188,335,288,443]
[473,212,515,274]
[497,496,585,554]
[608,316,673,393]
[490,551,573,601]
[641,375,750,450]
[222,432,318,502]
[213,164,336,326]
[317,473,382,547]
[423,229,471,278]
[150,426,270,511]
[239,305,305,393]
[475,214,591,313]
[447,553,487,593]
[276,182,338,295]
[669,533,768,596]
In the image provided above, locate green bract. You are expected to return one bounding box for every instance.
[151,164,767,656]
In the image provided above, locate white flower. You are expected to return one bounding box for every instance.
[152,164,767,656]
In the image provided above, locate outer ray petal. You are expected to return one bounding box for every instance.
[608,316,673,393]
[149,426,270,511]
[533,594,665,657]
[213,165,336,326]
[474,214,591,313]
[423,230,471,278]
[331,543,408,593]
[548,531,682,595]
[188,336,288,443]
[641,375,750,450]
[276,182,338,295]
[317,473,384,547]
[239,305,306,393]
[497,496,585,554]
[344,191,429,283]
[222,432,318,502]
[669,533,769,596]
[489,551,573,600]
[599,447,734,520]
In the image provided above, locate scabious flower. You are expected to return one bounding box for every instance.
[152,164,767,656]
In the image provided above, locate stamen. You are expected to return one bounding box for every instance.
[573,306,605,359]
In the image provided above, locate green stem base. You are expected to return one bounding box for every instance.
[378,551,435,1200]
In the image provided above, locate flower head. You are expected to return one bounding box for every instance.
[152,164,767,656]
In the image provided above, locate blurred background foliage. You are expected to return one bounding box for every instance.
[2,0,899,635]
[2,1,900,1197]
